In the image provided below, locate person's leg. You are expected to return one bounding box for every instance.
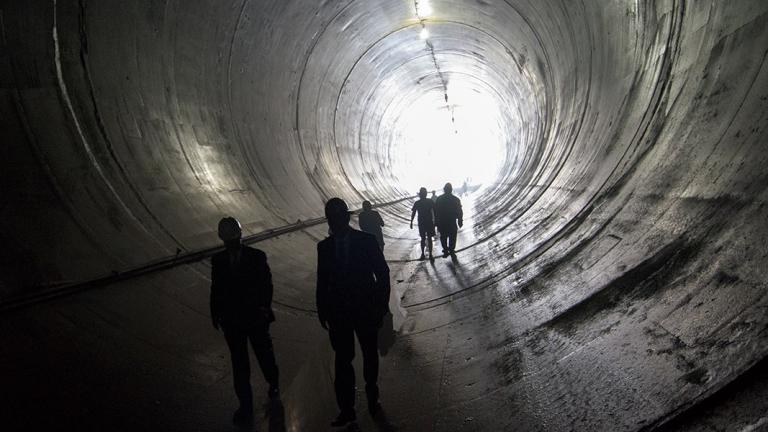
[448,224,458,252]
[427,233,433,256]
[329,321,356,417]
[419,232,426,258]
[355,323,380,413]
[439,225,449,254]
[248,325,280,396]
[224,329,253,411]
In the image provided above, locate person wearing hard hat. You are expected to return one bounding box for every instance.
[316,198,391,427]
[210,217,280,427]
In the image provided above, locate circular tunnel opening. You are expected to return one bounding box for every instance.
[321,13,543,231]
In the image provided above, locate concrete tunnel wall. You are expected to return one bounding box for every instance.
[1,0,767,430]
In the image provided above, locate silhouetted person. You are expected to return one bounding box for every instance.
[210,217,280,427]
[460,179,469,196]
[317,198,391,427]
[435,183,463,257]
[410,187,436,260]
[358,200,386,251]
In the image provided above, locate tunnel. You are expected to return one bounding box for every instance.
[2,0,768,430]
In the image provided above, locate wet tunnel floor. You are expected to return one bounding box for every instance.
[2,195,767,431]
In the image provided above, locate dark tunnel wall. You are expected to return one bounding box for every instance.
[0,0,664,295]
[1,0,768,430]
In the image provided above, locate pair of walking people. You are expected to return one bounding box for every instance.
[410,182,464,259]
[210,197,390,428]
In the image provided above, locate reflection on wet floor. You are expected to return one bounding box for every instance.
[291,190,768,431]
[2,184,766,431]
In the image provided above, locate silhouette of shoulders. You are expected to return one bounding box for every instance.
[318,228,378,248]
[436,193,460,202]
[359,210,384,231]
[413,197,435,208]
[212,245,266,263]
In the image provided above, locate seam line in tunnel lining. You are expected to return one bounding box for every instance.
[0,194,417,312]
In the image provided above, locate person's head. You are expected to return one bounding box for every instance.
[362,200,372,211]
[444,182,453,194]
[218,216,242,248]
[419,187,427,199]
[325,197,351,235]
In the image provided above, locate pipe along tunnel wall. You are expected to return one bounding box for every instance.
[1,1,767,430]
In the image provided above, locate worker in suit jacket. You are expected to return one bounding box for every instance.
[210,217,279,427]
[316,198,390,427]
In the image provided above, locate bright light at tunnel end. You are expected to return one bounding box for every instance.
[392,79,508,195]
[395,1,508,195]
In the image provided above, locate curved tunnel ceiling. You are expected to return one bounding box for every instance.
[1,0,768,430]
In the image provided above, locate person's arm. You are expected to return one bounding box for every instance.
[429,201,436,227]
[456,197,463,228]
[410,203,417,229]
[369,236,391,323]
[210,256,222,330]
[377,211,385,227]
[316,243,329,329]
[256,250,274,322]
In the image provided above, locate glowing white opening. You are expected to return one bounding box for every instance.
[392,80,507,194]
[419,28,430,40]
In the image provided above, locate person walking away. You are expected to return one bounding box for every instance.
[434,183,463,257]
[410,187,436,260]
[210,217,280,427]
[316,198,391,427]
[358,200,386,251]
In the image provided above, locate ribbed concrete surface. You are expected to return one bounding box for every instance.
[1,1,767,430]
